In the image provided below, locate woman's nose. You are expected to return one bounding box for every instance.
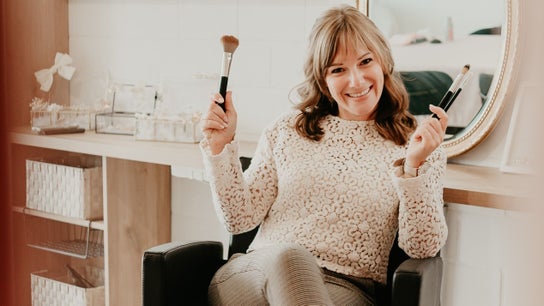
[349,69,364,86]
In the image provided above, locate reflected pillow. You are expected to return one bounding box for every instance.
[401,71,453,115]
[470,26,501,35]
[479,73,494,103]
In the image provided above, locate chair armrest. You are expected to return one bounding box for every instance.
[142,241,225,306]
[391,256,443,306]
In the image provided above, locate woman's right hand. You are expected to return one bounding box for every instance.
[200,91,237,155]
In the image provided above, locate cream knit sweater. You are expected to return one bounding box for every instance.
[201,111,448,284]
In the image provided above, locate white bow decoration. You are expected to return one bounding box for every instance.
[34,52,76,92]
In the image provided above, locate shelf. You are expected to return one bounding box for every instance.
[16,206,105,258]
[28,239,104,259]
[12,206,104,231]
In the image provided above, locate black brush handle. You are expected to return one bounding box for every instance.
[218,76,229,111]
[444,88,462,112]
[432,90,453,119]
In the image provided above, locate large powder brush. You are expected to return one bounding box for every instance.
[218,35,239,111]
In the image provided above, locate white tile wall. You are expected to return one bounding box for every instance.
[69,0,353,141]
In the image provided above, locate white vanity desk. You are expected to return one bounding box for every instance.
[9,128,532,305]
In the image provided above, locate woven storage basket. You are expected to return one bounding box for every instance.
[26,156,103,220]
[31,266,104,306]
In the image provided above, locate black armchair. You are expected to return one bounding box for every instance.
[142,157,443,306]
[142,231,442,306]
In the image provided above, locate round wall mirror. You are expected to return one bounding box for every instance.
[360,0,519,157]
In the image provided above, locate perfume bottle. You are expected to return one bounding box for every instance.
[446,17,454,41]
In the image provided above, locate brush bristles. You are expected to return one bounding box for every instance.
[221,35,239,53]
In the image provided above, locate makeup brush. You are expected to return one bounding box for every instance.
[218,35,239,111]
[432,64,470,119]
[443,71,473,113]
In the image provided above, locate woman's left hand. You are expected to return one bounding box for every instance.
[405,104,448,168]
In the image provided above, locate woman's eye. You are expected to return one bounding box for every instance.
[361,58,373,65]
[330,67,344,74]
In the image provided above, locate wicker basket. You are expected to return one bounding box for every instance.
[26,156,103,220]
[31,266,104,306]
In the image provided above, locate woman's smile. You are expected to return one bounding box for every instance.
[346,86,372,99]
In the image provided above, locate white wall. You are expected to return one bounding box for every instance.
[371,0,504,39]
[68,1,543,305]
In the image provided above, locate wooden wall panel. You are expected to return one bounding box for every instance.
[1,0,13,305]
[4,0,69,128]
[4,2,68,304]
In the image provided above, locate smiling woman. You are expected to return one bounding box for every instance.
[361,0,520,157]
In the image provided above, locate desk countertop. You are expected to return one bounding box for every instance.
[10,128,534,211]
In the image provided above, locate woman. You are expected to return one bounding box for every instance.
[200,5,448,306]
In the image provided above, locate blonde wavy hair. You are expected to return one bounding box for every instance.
[293,5,416,145]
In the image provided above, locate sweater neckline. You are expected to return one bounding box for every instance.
[326,115,375,127]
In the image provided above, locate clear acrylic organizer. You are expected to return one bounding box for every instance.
[134,114,203,143]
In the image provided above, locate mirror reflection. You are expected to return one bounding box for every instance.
[368,0,505,139]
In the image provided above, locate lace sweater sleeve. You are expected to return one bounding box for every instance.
[200,128,278,234]
[392,148,448,258]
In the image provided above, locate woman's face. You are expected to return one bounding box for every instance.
[324,41,384,121]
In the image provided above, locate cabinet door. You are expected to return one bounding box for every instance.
[105,157,171,306]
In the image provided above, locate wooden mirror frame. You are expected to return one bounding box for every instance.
[358,0,520,157]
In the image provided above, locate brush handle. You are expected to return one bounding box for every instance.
[444,88,462,112]
[442,72,472,114]
[218,76,228,111]
[432,90,453,119]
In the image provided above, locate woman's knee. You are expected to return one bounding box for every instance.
[263,244,334,305]
[270,244,318,272]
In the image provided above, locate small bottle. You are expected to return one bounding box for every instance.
[446,17,454,41]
